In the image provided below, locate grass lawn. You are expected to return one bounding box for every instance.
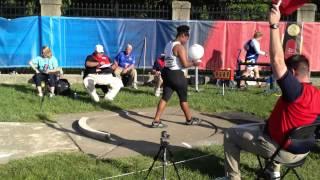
[0,145,319,180]
[0,83,278,122]
[2,83,318,180]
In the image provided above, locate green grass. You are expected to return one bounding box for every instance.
[0,83,278,122]
[0,84,319,179]
[0,145,319,180]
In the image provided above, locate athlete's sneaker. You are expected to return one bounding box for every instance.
[185,117,201,125]
[151,121,167,128]
[38,92,43,97]
[49,93,55,98]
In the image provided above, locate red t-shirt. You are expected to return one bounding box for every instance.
[93,54,111,65]
[268,74,320,148]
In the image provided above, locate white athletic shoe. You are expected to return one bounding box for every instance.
[155,88,161,97]
[133,83,138,90]
[104,95,114,101]
[90,92,100,102]
[265,169,281,179]
[49,93,55,98]
[38,92,43,97]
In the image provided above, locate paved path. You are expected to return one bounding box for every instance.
[0,107,262,164]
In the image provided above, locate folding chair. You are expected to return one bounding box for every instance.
[256,121,320,180]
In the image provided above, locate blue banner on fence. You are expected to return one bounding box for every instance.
[0,16,40,68]
[0,16,211,68]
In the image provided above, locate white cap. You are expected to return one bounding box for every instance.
[95,44,104,53]
[126,43,133,50]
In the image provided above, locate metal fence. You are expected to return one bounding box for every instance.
[0,1,40,19]
[0,1,316,22]
[62,2,171,19]
[316,12,320,22]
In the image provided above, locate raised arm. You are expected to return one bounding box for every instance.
[269,4,287,80]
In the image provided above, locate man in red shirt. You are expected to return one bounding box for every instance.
[216,4,320,180]
[83,44,123,102]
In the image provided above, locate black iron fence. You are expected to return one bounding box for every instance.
[0,1,316,22]
[62,2,171,19]
[0,1,39,19]
[316,12,320,21]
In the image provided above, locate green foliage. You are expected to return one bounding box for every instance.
[228,0,270,21]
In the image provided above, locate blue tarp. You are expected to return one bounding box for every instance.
[0,16,212,68]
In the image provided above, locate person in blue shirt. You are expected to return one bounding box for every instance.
[241,31,268,87]
[29,46,61,97]
[114,44,138,89]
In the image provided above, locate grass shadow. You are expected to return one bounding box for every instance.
[201,112,264,125]
[121,87,154,96]
[1,84,35,94]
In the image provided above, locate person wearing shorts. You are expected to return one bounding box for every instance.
[151,25,201,128]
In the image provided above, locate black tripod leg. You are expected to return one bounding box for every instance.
[166,147,181,180]
[145,146,163,180]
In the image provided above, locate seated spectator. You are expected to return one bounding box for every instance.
[83,44,123,102]
[29,46,61,97]
[216,5,320,180]
[152,54,165,97]
[114,44,138,89]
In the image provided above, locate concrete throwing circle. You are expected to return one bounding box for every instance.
[77,107,221,156]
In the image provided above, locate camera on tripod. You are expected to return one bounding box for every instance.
[145,131,181,180]
[160,131,170,145]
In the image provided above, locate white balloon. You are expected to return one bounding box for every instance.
[189,44,204,60]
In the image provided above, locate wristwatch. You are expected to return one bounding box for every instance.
[270,23,279,29]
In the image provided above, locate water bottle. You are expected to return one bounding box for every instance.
[73,92,78,99]
[44,64,49,73]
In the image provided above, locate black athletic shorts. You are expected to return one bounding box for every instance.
[161,68,188,102]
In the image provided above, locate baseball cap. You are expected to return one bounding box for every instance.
[126,43,133,50]
[95,44,104,53]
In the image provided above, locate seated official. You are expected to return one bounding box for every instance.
[83,44,123,102]
[29,46,62,97]
[114,44,138,89]
[152,54,165,97]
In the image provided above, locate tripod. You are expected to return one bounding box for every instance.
[145,131,181,180]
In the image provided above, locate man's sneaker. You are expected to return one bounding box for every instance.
[90,92,100,102]
[49,93,55,98]
[133,83,138,90]
[155,88,161,97]
[265,169,281,179]
[104,95,114,101]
